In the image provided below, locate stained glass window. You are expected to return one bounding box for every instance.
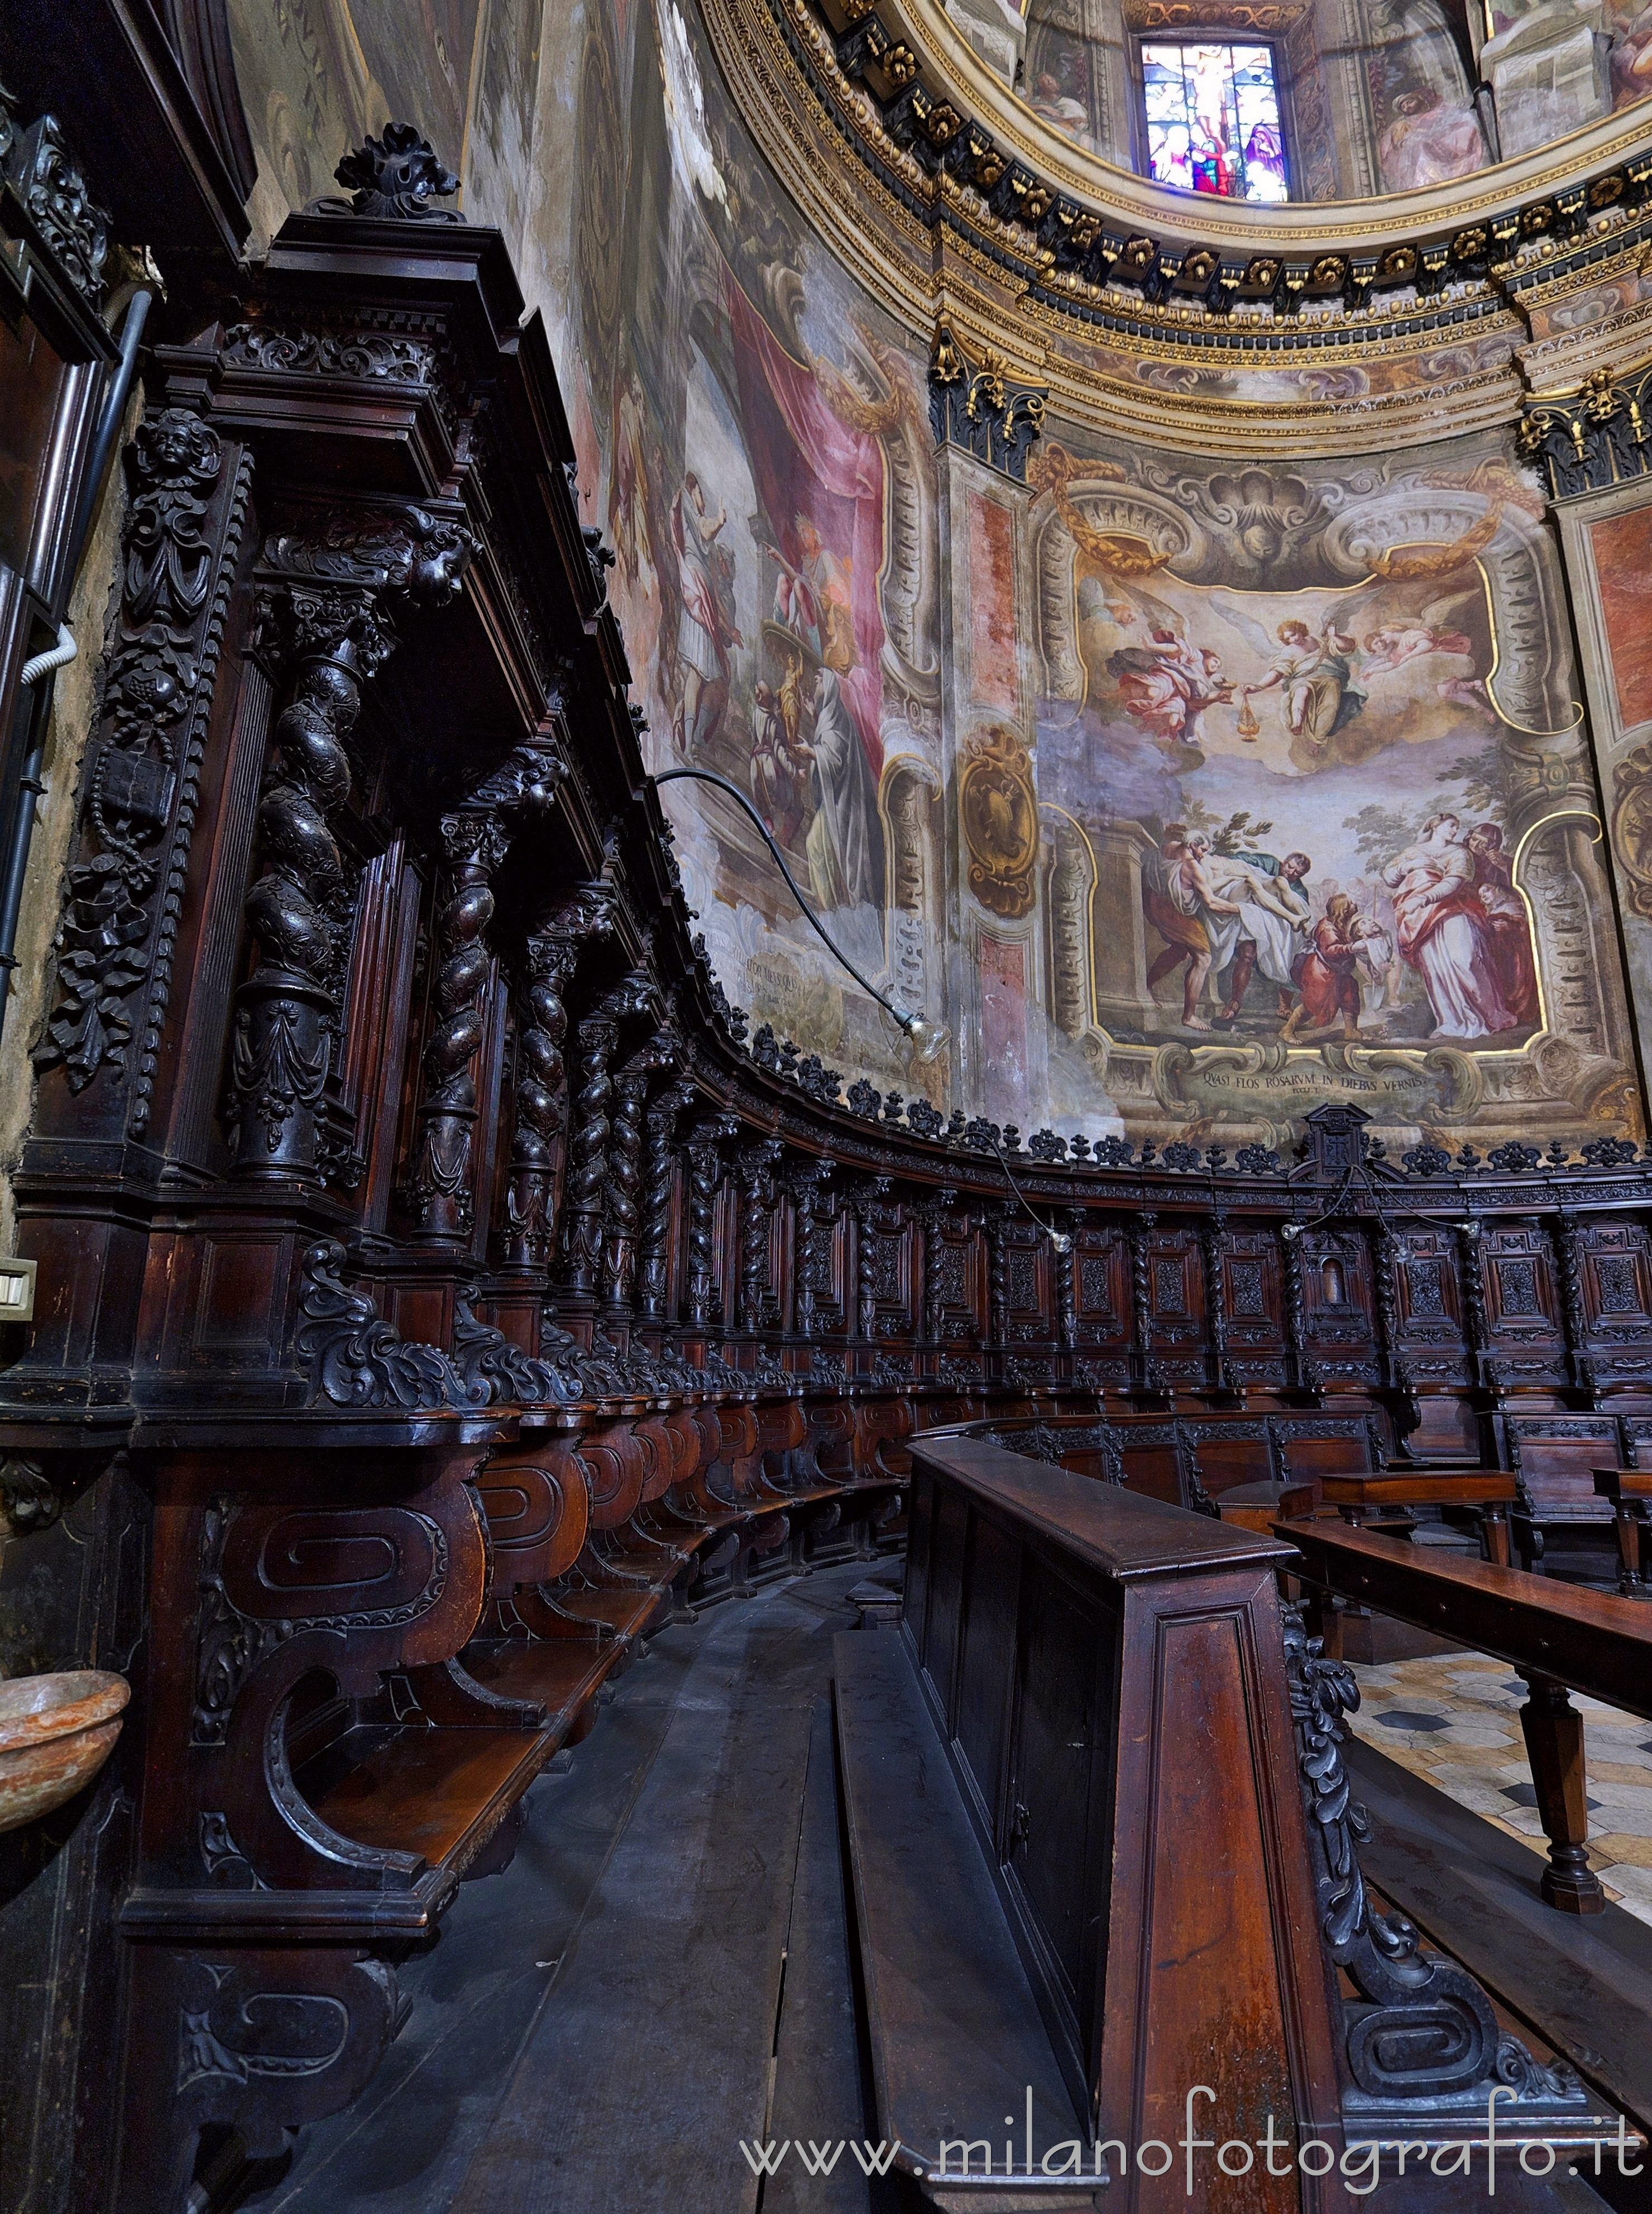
[1141,42,1289,202]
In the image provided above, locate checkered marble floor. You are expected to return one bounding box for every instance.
[1346,1651,1652,1925]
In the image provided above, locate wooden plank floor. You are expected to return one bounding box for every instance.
[237,1563,893,2214]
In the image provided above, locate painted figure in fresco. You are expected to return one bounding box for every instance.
[1382,813,1515,1038]
[671,472,743,755]
[796,666,885,913]
[771,516,856,676]
[1202,845,1314,1026]
[1279,893,1368,1042]
[1029,70,1091,141]
[1108,629,1233,751]
[610,371,658,596]
[1362,619,1492,715]
[1144,824,1214,1025]
[1242,618,1366,763]
[1172,836,1311,1031]
[751,681,810,850]
[1467,822,1539,1027]
[1377,85,1485,190]
[1610,1,1652,106]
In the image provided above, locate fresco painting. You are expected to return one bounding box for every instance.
[556,0,1629,1143]
[245,0,1626,1146]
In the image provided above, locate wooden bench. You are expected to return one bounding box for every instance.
[836,1430,1612,2195]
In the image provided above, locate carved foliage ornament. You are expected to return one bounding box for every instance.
[295,1239,458,1411]
[928,323,1045,485]
[960,723,1039,919]
[37,412,247,1125]
[310,124,465,222]
[0,90,109,301]
[1519,362,1652,504]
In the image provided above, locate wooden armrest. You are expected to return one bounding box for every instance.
[1320,1472,1517,1509]
[1218,1478,1318,1533]
[1593,1467,1652,1503]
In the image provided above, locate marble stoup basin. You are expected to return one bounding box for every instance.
[0,1670,130,1833]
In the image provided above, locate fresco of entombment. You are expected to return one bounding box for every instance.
[1028,444,1588,1061]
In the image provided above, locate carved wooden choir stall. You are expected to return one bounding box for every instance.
[9,58,1652,2214]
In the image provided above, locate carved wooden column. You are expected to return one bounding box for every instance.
[916,1191,947,1344]
[500,888,612,1275]
[683,1116,736,1325]
[636,1077,696,1319]
[1201,1211,1230,1393]
[788,1161,834,1339]
[735,1138,783,1335]
[1457,1217,1491,1391]
[1057,1209,1080,1353]
[851,1177,893,1345]
[408,746,564,1244]
[1128,1211,1156,1392]
[603,1036,680,1311]
[228,507,476,1182]
[1281,1221,1313,1394]
[1550,1208,1596,1400]
[559,977,650,1296]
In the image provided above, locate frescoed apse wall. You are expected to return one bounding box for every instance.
[223,0,1652,1157]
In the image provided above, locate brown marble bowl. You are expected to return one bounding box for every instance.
[0,1670,130,1834]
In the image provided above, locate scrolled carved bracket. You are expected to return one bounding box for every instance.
[1281,1604,1586,2115]
[295,1240,459,1411]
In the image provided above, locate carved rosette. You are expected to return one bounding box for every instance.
[227,507,476,1182]
[501,889,612,1274]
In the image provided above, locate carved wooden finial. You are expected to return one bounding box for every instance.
[319,123,463,222]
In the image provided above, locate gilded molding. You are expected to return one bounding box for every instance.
[700,0,1652,451]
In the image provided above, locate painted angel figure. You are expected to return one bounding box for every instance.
[1106,626,1233,749]
[1361,592,1495,715]
[1241,617,1366,758]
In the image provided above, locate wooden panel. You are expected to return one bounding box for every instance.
[952,1506,1019,1833]
[1124,1606,1301,2205]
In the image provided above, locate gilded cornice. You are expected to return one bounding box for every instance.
[892,0,1652,249]
[700,0,1652,453]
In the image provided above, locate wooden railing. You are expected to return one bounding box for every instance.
[1282,1517,1652,1918]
